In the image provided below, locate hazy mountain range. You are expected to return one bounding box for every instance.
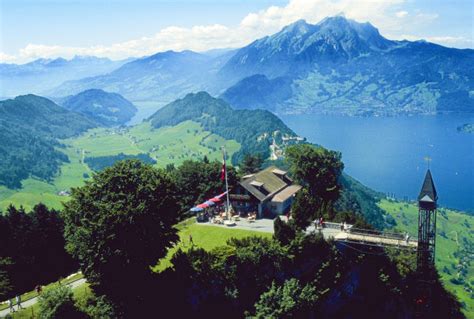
[0,56,130,97]
[3,16,474,115]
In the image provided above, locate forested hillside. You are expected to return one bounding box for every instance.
[0,95,96,188]
[61,89,137,126]
[148,92,300,164]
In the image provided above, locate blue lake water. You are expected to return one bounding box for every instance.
[280,114,474,212]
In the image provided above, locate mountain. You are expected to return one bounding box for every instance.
[0,56,129,97]
[220,17,396,79]
[0,95,97,188]
[49,50,233,102]
[220,16,474,115]
[220,74,292,111]
[49,16,474,115]
[61,89,137,126]
[148,91,300,164]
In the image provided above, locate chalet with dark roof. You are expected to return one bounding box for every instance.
[230,166,302,218]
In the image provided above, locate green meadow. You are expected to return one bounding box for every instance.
[0,120,240,211]
[379,199,474,318]
[153,219,272,272]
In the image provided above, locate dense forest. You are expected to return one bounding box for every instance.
[84,153,156,172]
[0,95,96,188]
[61,89,137,127]
[0,204,77,300]
[148,91,299,164]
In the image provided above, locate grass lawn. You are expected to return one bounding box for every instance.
[0,121,240,211]
[379,199,474,318]
[154,218,272,272]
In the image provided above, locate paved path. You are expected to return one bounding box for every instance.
[199,219,417,248]
[0,278,86,318]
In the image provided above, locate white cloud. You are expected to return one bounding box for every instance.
[394,34,473,47]
[395,10,408,18]
[1,0,466,64]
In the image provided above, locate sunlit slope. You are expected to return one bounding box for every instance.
[379,199,474,318]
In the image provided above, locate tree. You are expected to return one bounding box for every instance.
[273,218,296,246]
[172,159,238,214]
[240,154,264,175]
[38,285,86,319]
[286,144,343,204]
[0,258,13,300]
[252,279,316,318]
[62,160,180,316]
[290,189,320,229]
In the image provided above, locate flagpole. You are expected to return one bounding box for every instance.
[223,146,231,219]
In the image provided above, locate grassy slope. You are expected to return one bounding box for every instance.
[154,219,272,272]
[379,199,474,318]
[0,121,240,211]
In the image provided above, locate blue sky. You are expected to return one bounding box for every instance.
[1,0,472,63]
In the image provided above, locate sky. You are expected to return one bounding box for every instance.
[1,0,473,64]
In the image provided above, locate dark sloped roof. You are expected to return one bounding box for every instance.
[418,170,438,202]
[272,185,302,203]
[240,166,290,201]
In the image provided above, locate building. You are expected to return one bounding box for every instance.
[230,166,302,218]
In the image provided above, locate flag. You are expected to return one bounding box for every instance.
[220,151,226,181]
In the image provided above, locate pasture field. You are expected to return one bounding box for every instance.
[0,121,240,211]
[379,199,474,318]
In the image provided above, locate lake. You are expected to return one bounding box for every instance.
[280,114,474,213]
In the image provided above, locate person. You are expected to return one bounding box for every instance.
[320,217,324,228]
[35,284,42,295]
[343,221,347,232]
[9,298,15,313]
[405,232,410,244]
[16,295,22,310]
[189,234,194,246]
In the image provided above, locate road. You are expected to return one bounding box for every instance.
[0,278,86,318]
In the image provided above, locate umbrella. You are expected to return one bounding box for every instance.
[204,200,215,206]
[209,191,227,202]
[197,203,210,209]
[190,207,203,212]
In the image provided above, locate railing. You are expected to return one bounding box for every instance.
[314,221,418,246]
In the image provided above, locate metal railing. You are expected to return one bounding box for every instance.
[314,221,418,246]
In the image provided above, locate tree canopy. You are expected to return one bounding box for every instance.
[62,160,179,316]
[286,144,343,203]
[240,154,264,175]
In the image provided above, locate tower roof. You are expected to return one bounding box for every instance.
[418,170,437,203]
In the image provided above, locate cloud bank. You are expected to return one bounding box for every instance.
[1,0,469,64]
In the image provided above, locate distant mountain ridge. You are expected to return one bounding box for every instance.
[39,17,474,115]
[220,17,474,115]
[49,50,234,102]
[0,56,129,97]
[61,89,137,126]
